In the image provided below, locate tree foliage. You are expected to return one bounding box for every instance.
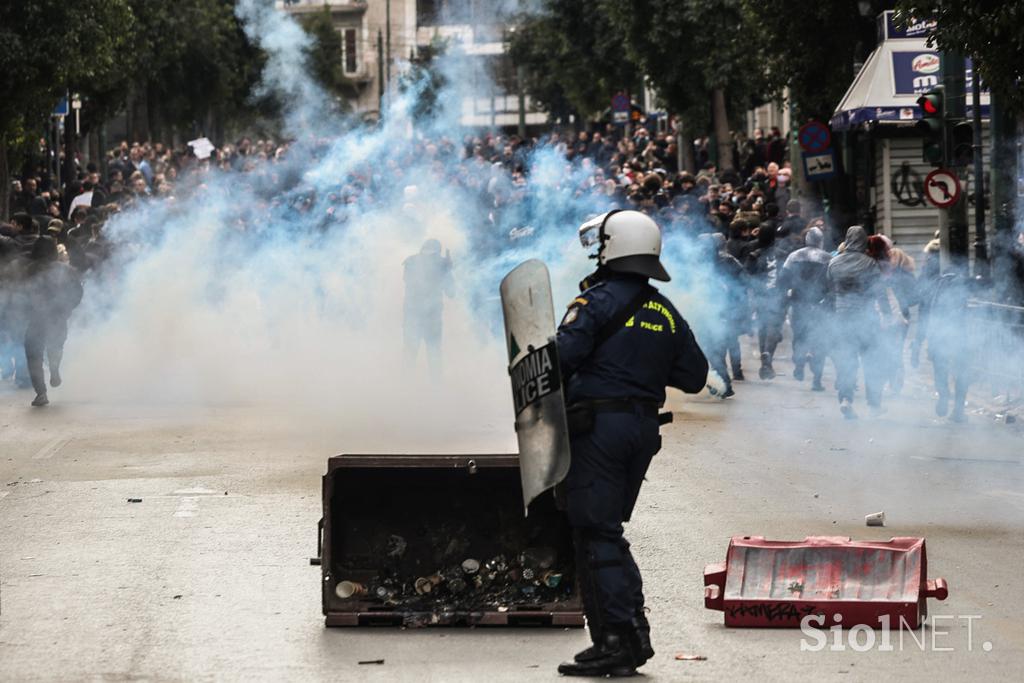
[742,0,876,121]
[399,38,449,123]
[118,0,265,139]
[0,0,134,219]
[298,6,358,104]
[508,0,638,123]
[896,1,1024,112]
[602,0,762,130]
[0,1,134,143]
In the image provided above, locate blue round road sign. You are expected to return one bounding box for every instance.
[611,93,630,113]
[799,121,832,154]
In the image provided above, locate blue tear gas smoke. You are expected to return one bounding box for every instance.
[61,1,731,449]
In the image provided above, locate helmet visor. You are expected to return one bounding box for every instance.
[578,212,609,249]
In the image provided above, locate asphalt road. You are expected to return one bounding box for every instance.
[1,341,1022,682]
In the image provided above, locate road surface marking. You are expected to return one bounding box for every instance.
[32,437,70,460]
[173,487,220,495]
[174,496,200,518]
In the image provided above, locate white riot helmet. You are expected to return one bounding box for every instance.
[578,209,670,281]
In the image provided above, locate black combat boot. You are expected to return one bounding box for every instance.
[572,628,604,663]
[559,626,638,677]
[631,612,655,665]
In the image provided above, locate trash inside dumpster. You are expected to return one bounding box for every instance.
[704,536,948,628]
[319,453,584,627]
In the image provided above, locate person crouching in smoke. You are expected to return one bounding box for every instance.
[402,239,454,378]
[22,236,83,407]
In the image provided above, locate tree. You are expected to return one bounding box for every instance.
[605,0,763,170]
[399,38,449,124]
[298,6,359,106]
[118,0,265,143]
[742,1,877,122]
[895,1,1024,112]
[508,0,639,126]
[0,0,133,219]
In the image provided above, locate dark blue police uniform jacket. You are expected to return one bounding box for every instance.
[554,272,708,625]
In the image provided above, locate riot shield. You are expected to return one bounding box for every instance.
[499,259,572,514]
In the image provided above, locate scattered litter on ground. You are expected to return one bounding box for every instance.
[865,511,886,527]
[358,659,385,665]
[813,493,819,498]
[173,595,182,599]
[675,653,707,661]
[127,498,143,503]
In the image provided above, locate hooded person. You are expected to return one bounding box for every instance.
[868,234,914,395]
[781,227,832,389]
[0,231,29,383]
[21,236,84,406]
[402,238,454,378]
[696,232,747,395]
[826,225,887,418]
[774,199,806,260]
[911,231,943,366]
[9,212,39,255]
[923,272,978,422]
[746,222,784,379]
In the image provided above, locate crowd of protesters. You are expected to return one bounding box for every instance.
[0,123,1014,418]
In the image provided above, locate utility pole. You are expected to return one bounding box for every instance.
[385,0,391,88]
[971,66,987,276]
[63,91,75,196]
[516,64,526,139]
[989,90,1018,301]
[942,52,969,267]
[377,29,385,115]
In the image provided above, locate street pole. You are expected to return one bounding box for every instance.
[989,89,1018,301]
[63,92,75,197]
[942,52,969,269]
[377,29,385,116]
[516,64,526,140]
[385,0,391,88]
[99,123,108,181]
[971,66,987,276]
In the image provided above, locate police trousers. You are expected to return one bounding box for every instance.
[566,411,661,631]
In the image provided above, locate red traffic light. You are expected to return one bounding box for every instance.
[916,85,944,119]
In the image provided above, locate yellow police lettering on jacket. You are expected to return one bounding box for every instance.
[625,300,675,333]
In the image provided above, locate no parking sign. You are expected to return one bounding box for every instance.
[798,121,832,154]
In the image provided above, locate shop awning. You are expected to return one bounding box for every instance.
[830,36,989,131]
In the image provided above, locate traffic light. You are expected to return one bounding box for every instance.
[915,85,945,166]
[950,120,973,167]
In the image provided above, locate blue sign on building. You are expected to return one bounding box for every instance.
[892,52,981,96]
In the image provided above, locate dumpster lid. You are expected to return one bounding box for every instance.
[328,453,519,471]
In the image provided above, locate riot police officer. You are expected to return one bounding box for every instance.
[555,210,708,677]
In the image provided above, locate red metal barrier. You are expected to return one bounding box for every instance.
[704,536,948,629]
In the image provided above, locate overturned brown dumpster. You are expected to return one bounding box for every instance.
[318,453,583,627]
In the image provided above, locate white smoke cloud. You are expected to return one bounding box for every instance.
[60,1,730,454]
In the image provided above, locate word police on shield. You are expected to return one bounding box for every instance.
[511,342,561,415]
[500,260,572,513]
